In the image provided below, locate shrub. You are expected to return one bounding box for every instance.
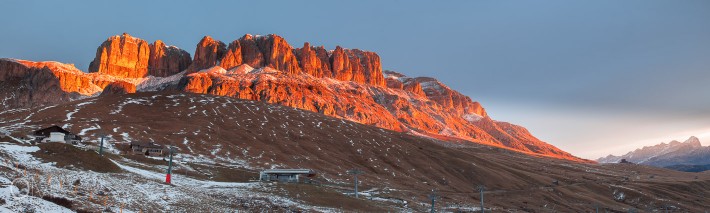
[41,195,73,209]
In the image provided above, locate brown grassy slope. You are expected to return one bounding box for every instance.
[32,142,121,173]
[0,92,708,211]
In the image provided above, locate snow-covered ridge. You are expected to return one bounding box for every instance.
[136,71,187,91]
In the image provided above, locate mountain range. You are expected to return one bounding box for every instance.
[1,33,709,212]
[598,136,710,171]
[0,33,580,161]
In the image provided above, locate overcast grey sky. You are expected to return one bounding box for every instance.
[2,0,710,159]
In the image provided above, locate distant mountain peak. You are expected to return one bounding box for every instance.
[598,136,709,167]
[685,136,701,147]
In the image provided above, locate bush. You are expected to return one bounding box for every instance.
[41,195,73,209]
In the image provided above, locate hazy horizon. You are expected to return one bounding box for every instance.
[2,0,709,159]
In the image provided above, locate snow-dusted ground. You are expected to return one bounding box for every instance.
[0,141,340,212]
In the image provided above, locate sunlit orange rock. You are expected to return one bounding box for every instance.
[255,34,301,74]
[220,40,243,70]
[0,59,101,109]
[187,36,226,73]
[295,42,331,78]
[347,49,385,86]
[330,46,353,82]
[415,77,487,116]
[148,40,191,77]
[235,34,265,68]
[403,80,425,96]
[89,33,151,78]
[101,80,136,96]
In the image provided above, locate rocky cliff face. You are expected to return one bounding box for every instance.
[415,77,487,116]
[255,34,301,74]
[148,40,192,77]
[89,33,151,78]
[188,36,226,73]
[198,34,384,86]
[294,42,331,78]
[101,80,137,96]
[89,33,191,78]
[0,59,102,110]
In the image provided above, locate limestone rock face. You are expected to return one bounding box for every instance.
[415,77,487,116]
[254,35,301,74]
[0,59,101,110]
[148,40,192,77]
[330,46,353,81]
[346,49,384,86]
[313,46,333,78]
[403,80,425,96]
[220,40,243,70]
[235,34,265,68]
[188,36,226,73]
[89,33,151,78]
[180,72,213,94]
[294,42,331,78]
[213,35,384,86]
[101,81,136,96]
[385,77,404,89]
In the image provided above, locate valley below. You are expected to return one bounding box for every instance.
[0,92,708,212]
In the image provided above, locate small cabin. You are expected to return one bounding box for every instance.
[259,169,316,183]
[32,125,82,144]
[129,141,166,156]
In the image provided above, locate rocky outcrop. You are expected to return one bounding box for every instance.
[415,77,487,116]
[181,72,213,94]
[386,78,404,89]
[326,47,385,86]
[220,40,243,70]
[254,35,301,74]
[330,46,353,82]
[190,34,386,86]
[89,34,191,78]
[89,33,151,78]
[403,80,425,96]
[148,40,192,77]
[101,81,136,96]
[295,42,331,78]
[0,59,102,110]
[234,34,265,68]
[187,36,226,73]
[347,49,384,86]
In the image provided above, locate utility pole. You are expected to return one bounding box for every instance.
[477,185,485,213]
[98,135,108,156]
[347,169,364,198]
[166,146,176,184]
[428,190,439,213]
